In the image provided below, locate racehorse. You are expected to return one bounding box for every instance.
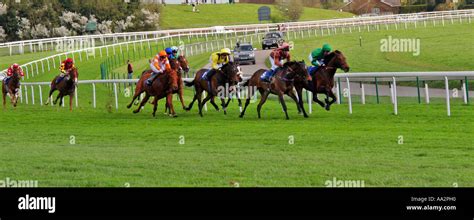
[177,55,190,78]
[294,50,349,112]
[2,69,21,108]
[45,68,78,111]
[184,62,241,117]
[239,61,311,120]
[127,67,179,117]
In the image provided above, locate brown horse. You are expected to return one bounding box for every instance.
[162,55,191,114]
[239,61,311,120]
[45,68,78,111]
[177,55,190,78]
[127,67,179,117]
[184,62,241,117]
[294,50,349,113]
[2,69,21,108]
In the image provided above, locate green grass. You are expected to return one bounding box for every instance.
[2,13,474,187]
[160,4,354,29]
[1,95,473,187]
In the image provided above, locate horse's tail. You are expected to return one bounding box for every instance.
[184,79,194,87]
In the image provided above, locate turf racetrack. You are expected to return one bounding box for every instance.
[1,94,473,187]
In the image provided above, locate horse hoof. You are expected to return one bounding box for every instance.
[304,114,309,118]
[325,106,330,111]
[239,115,244,118]
[126,104,131,109]
[133,110,139,114]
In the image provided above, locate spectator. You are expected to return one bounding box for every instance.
[127,60,133,86]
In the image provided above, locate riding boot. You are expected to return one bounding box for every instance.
[4,76,10,85]
[261,69,273,83]
[146,72,159,86]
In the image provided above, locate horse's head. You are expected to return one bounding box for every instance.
[284,61,311,82]
[70,68,78,84]
[221,62,241,86]
[169,58,181,73]
[177,55,190,74]
[325,50,350,73]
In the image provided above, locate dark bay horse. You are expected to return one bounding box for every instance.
[45,68,78,111]
[239,61,311,120]
[184,62,241,117]
[294,50,349,113]
[2,70,21,108]
[127,68,179,117]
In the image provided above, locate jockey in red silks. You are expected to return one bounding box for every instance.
[5,63,24,85]
[56,58,75,83]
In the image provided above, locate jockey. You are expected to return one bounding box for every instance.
[5,63,24,84]
[146,50,171,86]
[261,42,291,82]
[308,43,332,74]
[201,48,231,81]
[165,46,180,60]
[56,58,75,83]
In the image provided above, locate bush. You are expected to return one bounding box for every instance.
[0,0,162,41]
[400,5,428,13]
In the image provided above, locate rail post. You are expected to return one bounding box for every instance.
[346,77,352,114]
[445,76,451,116]
[375,77,379,104]
[92,83,96,108]
[416,76,421,104]
[392,77,398,115]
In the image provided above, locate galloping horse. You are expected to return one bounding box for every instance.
[45,68,78,111]
[294,50,349,112]
[177,55,190,78]
[184,62,241,117]
[2,69,21,108]
[127,67,179,117]
[239,61,311,120]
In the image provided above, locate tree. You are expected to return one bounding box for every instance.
[275,0,304,22]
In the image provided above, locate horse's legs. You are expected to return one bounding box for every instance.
[152,97,159,117]
[195,91,203,115]
[69,94,73,111]
[198,93,212,117]
[167,93,177,117]
[313,92,326,108]
[289,89,308,118]
[295,87,305,114]
[220,98,227,115]
[209,97,220,111]
[178,80,186,110]
[45,88,57,105]
[257,90,270,119]
[2,92,6,109]
[278,92,290,120]
[134,94,150,114]
[56,94,63,106]
[127,91,142,109]
[325,89,337,111]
